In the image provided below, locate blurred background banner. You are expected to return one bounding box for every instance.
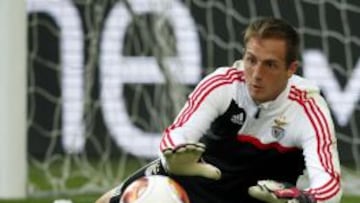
[25,0,360,196]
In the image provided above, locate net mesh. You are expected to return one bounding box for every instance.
[26,0,360,196]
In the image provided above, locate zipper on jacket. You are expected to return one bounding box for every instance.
[255,107,261,119]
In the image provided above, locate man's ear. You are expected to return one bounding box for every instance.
[287,61,298,78]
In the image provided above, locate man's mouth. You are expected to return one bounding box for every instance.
[252,84,262,89]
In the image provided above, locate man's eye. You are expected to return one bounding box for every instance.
[246,57,256,65]
[266,62,276,68]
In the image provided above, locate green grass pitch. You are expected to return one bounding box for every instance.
[0,157,359,203]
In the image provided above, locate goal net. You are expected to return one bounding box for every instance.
[26,0,360,197]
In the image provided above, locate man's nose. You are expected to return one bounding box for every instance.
[252,64,263,80]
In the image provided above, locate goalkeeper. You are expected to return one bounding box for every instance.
[96,17,342,203]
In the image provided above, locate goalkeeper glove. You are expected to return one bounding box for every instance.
[248,180,316,203]
[162,142,221,180]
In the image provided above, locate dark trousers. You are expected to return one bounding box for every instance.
[109,159,264,203]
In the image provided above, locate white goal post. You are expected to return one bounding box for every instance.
[0,0,27,199]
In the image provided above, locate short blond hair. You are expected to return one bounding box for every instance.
[244,17,299,66]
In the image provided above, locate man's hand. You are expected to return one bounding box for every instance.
[248,180,316,203]
[162,142,221,180]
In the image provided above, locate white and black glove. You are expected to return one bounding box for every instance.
[248,180,316,203]
[162,142,221,180]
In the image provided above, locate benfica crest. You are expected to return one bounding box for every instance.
[271,116,288,140]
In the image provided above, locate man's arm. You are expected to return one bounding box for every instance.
[249,93,342,203]
[299,94,342,203]
[160,67,240,150]
[159,67,243,179]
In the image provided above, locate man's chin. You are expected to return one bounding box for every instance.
[250,96,262,104]
[250,94,267,104]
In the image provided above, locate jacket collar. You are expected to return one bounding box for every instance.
[243,81,291,117]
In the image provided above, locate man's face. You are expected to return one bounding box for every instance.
[243,37,297,104]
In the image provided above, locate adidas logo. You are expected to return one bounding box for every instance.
[230,113,245,125]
